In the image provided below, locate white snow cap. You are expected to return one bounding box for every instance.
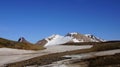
[69,32,78,35]
[85,34,92,36]
[44,35,73,47]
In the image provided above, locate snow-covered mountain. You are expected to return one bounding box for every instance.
[36,32,104,47]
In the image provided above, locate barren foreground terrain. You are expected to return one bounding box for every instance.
[0,45,92,66]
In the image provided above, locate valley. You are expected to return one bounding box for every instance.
[0,32,119,67]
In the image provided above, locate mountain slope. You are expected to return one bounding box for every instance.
[0,38,44,50]
[44,35,73,47]
[36,32,104,47]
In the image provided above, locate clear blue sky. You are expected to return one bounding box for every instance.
[0,0,120,43]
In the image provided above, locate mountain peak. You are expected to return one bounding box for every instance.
[69,32,79,35]
[18,37,26,42]
[66,32,80,37]
[18,37,31,44]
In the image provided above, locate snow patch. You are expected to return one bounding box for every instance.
[0,48,34,55]
[0,45,93,66]
[72,38,80,42]
[44,35,73,47]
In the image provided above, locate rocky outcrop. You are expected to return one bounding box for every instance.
[18,37,32,44]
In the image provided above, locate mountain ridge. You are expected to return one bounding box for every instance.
[0,37,44,50]
[36,32,105,47]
